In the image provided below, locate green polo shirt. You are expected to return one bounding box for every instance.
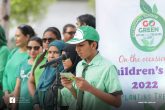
[69,53,122,110]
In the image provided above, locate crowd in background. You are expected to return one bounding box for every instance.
[0,14,123,110]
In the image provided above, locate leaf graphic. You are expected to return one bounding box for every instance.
[144,104,155,110]
[140,0,152,14]
[158,103,165,110]
[153,4,158,14]
[142,38,149,46]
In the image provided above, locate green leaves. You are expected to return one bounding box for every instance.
[10,0,55,25]
[140,0,158,14]
[153,4,158,14]
[140,0,152,14]
[142,38,150,46]
[88,0,95,9]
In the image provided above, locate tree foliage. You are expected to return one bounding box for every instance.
[88,0,95,9]
[10,0,55,25]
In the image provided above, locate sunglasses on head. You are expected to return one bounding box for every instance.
[65,31,76,35]
[42,38,54,43]
[27,46,40,51]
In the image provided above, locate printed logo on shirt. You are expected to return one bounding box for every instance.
[9,97,15,103]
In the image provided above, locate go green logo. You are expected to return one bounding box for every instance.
[130,0,165,52]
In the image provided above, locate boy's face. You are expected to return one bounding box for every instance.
[75,41,94,59]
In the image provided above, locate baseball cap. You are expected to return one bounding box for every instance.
[66,26,100,44]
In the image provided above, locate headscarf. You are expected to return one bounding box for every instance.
[49,40,65,54]
[63,44,81,74]
[37,40,65,91]
[0,25,7,46]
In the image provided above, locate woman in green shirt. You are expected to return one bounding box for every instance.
[3,24,35,109]
[0,25,10,107]
[28,27,62,97]
[13,37,42,110]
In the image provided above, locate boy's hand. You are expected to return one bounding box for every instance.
[75,77,92,91]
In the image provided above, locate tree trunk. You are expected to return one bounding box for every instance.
[0,0,10,44]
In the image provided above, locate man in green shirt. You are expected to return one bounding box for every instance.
[61,26,123,110]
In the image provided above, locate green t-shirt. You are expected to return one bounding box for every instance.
[31,53,47,87]
[3,49,28,93]
[0,46,9,84]
[69,53,123,110]
[16,58,32,110]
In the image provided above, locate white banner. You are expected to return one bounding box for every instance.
[96,0,165,110]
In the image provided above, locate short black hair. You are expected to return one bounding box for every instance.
[18,24,36,38]
[29,36,43,46]
[77,14,96,28]
[43,27,61,40]
[63,24,76,33]
[86,40,98,50]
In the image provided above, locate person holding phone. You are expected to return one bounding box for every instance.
[60,44,81,110]
[61,26,123,110]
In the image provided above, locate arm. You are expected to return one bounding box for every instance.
[75,77,122,108]
[28,72,36,97]
[33,89,41,110]
[2,71,9,92]
[12,78,21,110]
[87,84,121,107]
[2,73,10,106]
[0,47,9,85]
[69,86,77,99]
[61,76,77,98]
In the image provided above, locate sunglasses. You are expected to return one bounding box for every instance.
[65,31,76,35]
[27,46,40,51]
[42,38,55,43]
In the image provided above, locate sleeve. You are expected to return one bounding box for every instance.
[104,65,123,95]
[0,47,9,84]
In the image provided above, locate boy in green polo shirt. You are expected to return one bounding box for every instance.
[61,26,123,110]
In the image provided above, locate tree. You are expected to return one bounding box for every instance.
[0,0,55,45]
[0,0,10,38]
[10,0,55,25]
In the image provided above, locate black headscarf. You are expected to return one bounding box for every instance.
[63,44,81,74]
[0,25,7,46]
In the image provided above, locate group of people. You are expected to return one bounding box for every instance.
[0,14,123,110]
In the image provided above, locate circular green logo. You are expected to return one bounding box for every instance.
[130,13,165,52]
